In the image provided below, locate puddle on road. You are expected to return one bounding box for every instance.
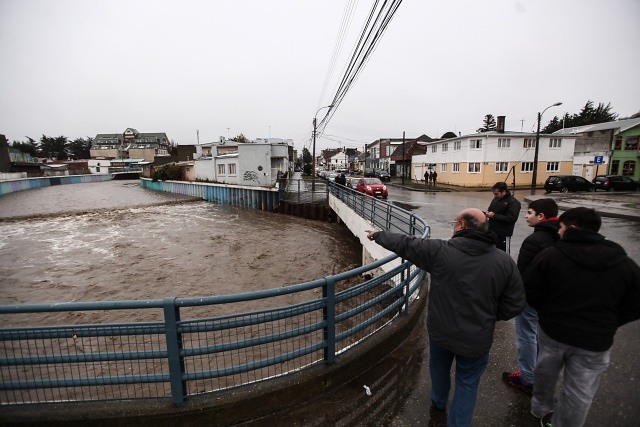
[391,200,419,211]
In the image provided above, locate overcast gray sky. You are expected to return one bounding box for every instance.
[1,0,638,153]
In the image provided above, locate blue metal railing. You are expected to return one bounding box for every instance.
[0,174,112,196]
[0,179,429,407]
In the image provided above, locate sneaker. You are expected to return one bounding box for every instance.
[502,370,533,395]
[540,411,553,427]
[430,399,446,413]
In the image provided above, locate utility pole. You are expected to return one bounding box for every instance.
[402,131,405,185]
[531,102,562,195]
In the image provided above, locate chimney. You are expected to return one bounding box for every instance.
[497,116,505,133]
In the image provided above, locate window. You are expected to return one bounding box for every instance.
[454,141,461,150]
[229,163,237,175]
[610,160,619,175]
[431,145,437,153]
[453,163,460,172]
[549,138,562,148]
[440,163,447,172]
[468,162,481,173]
[614,137,622,150]
[523,138,536,148]
[218,164,226,175]
[546,161,559,172]
[624,136,639,150]
[442,143,449,152]
[622,160,636,176]
[495,162,509,172]
[498,138,511,148]
[470,139,482,149]
[521,162,534,172]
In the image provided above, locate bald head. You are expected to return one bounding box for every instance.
[456,208,489,233]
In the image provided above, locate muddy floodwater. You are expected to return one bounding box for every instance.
[0,180,362,322]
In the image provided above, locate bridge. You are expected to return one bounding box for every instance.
[0,177,430,425]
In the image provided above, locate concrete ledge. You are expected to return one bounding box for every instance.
[1,284,429,426]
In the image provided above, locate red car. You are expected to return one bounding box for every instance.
[356,177,388,198]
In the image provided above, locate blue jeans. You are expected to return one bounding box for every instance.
[531,328,611,427]
[515,302,538,383]
[429,338,489,427]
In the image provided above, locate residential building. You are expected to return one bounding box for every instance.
[552,118,640,180]
[90,128,171,162]
[412,117,577,188]
[390,139,429,178]
[193,138,293,187]
[367,135,433,176]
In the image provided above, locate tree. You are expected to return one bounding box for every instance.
[476,114,497,133]
[38,135,69,160]
[542,100,618,133]
[67,137,92,159]
[11,137,38,157]
[231,133,249,143]
[302,147,312,175]
[441,131,457,139]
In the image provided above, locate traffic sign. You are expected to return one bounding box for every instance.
[594,156,604,165]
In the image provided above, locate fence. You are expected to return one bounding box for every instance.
[0,174,112,197]
[0,177,429,411]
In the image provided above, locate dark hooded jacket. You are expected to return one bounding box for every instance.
[372,229,525,358]
[516,219,560,274]
[524,228,640,351]
[487,191,521,237]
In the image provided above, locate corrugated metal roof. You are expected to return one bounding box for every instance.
[552,118,640,135]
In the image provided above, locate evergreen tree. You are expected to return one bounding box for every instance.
[67,137,92,159]
[11,137,38,157]
[38,135,69,160]
[477,114,497,133]
[542,100,618,133]
[302,147,312,175]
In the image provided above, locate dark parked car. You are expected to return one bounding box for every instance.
[592,175,640,192]
[374,169,391,182]
[544,175,595,193]
[356,177,388,198]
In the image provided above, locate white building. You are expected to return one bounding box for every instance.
[193,138,293,187]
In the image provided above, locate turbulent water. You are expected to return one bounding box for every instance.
[0,180,362,319]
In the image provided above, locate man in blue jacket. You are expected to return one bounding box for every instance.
[366,208,524,427]
[524,207,640,427]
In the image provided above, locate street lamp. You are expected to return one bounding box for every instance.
[531,101,562,195]
[312,104,333,191]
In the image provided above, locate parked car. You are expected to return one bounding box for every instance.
[364,169,375,178]
[327,172,337,182]
[356,177,388,198]
[592,175,640,192]
[544,175,595,193]
[374,169,391,182]
[346,176,359,189]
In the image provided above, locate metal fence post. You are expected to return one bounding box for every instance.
[164,297,186,405]
[323,278,336,363]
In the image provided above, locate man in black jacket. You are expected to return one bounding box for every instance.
[502,198,559,395]
[486,182,521,253]
[524,207,640,427]
[366,208,524,426]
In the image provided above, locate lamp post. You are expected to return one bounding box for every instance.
[531,101,562,195]
[312,104,333,191]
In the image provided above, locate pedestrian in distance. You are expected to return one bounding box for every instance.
[335,172,347,186]
[524,207,640,427]
[424,170,431,186]
[502,198,560,395]
[366,208,525,427]
[432,170,438,186]
[485,182,521,253]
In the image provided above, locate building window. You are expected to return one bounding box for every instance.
[496,162,509,172]
[523,138,536,148]
[549,138,562,148]
[470,139,482,149]
[611,160,620,175]
[218,164,226,175]
[624,136,639,150]
[229,163,237,175]
[521,162,534,172]
[442,143,448,152]
[431,145,437,153]
[498,138,511,148]
[453,163,460,172]
[546,161,560,172]
[468,162,481,173]
[622,160,636,176]
[96,167,100,172]
[441,163,447,172]
[614,137,622,150]
[454,141,461,150]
